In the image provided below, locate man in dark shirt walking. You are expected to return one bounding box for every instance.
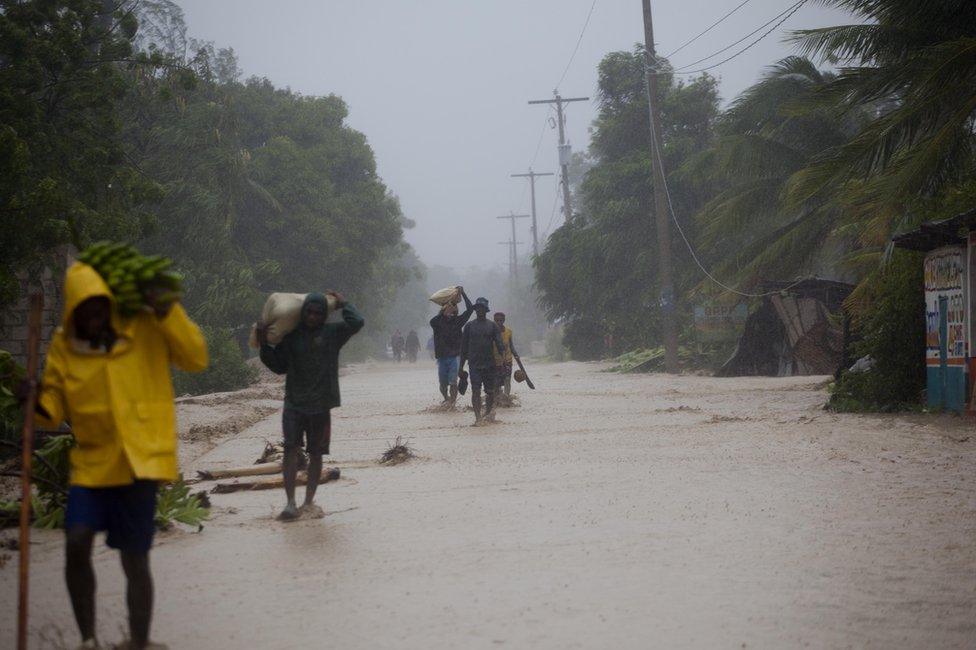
[257,292,364,521]
[429,287,473,405]
[460,297,506,424]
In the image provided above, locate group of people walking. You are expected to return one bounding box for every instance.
[429,287,520,424]
[27,263,521,648]
[390,328,421,363]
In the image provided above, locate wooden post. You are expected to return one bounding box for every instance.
[18,292,44,650]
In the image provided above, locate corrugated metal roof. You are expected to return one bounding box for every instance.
[891,208,976,252]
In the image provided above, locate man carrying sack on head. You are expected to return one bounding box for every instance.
[257,292,364,521]
[34,261,208,650]
[429,287,474,405]
[459,297,506,425]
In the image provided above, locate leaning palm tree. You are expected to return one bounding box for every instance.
[680,56,860,290]
[787,0,976,234]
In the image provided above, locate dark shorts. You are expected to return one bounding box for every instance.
[469,366,496,393]
[65,480,158,554]
[283,408,332,455]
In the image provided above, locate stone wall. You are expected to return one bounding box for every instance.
[0,250,71,366]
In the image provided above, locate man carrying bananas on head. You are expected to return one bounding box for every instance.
[31,257,208,650]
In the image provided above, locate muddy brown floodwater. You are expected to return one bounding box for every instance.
[2,361,975,649]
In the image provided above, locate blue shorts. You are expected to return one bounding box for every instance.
[437,356,460,386]
[65,480,158,554]
[469,366,496,393]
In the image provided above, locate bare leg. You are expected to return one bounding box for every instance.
[120,552,153,649]
[504,374,512,396]
[472,389,482,422]
[449,383,458,405]
[485,381,496,420]
[65,527,97,645]
[303,453,323,506]
[439,383,449,401]
[278,447,299,520]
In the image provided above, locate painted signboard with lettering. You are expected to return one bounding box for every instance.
[924,245,967,411]
[694,302,747,340]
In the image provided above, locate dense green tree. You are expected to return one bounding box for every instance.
[0,0,159,302]
[535,49,720,358]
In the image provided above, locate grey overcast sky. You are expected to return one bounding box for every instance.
[177,0,853,270]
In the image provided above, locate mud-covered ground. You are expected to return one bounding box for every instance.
[1,361,974,649]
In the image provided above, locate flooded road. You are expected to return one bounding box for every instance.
[3,361,975,648]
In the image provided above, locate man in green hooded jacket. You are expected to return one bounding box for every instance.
[257,292,364,520]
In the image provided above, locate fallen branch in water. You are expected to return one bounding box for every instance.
[211,467,340,493]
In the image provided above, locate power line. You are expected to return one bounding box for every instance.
[555,0,599,91]
[644,75,805,299]
[665,0,807,75]
[542,180,562,241]
[663,0,753,59]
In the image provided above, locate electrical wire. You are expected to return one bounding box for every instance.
[542,180,562,241]
[663,0,753,59]
[555,0,599,91]
[662,0,806,75]
[645,80,806,298]
[510,108,556,215]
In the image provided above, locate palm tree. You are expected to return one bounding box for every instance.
[681,56,859,289]
[788,1,976,223]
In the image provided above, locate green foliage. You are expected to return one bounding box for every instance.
[0,350,26,450]
[535,49,721,359]
[544,327,569,362]
[0,0,162,304]
[173,327,257,396]
[2,435,209,530]
[790,1,976,208]
[828,251,926,411]
[155,477,209,531]
[2,0,422,359]
[679,56,862,289]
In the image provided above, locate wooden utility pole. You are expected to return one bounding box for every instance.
[498,240,524,279]
[511,169,555,257]
[641,0,679,373]
[497,213,530,279]
[528,92,588,223]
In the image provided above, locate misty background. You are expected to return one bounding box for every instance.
[177,0,852,272]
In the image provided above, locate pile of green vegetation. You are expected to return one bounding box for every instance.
[605,338,731,374]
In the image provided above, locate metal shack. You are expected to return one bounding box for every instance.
[892,209,976,413]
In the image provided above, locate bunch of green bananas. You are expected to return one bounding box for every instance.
[77,242,183,316]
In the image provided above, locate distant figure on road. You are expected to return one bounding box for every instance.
[426,335,436,359]
[492,311,520,402]
[257,292,364,521]
[429,288,474,404]
[391,329,405,362]
[405,329,421,363]
[460,297,506,424]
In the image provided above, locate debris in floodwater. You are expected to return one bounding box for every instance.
[380,436,415,465]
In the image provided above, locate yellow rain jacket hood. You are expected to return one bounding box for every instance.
[38,262,208,487]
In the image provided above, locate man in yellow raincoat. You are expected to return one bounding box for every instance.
[35,261,208,650]
[492,312,520,403]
